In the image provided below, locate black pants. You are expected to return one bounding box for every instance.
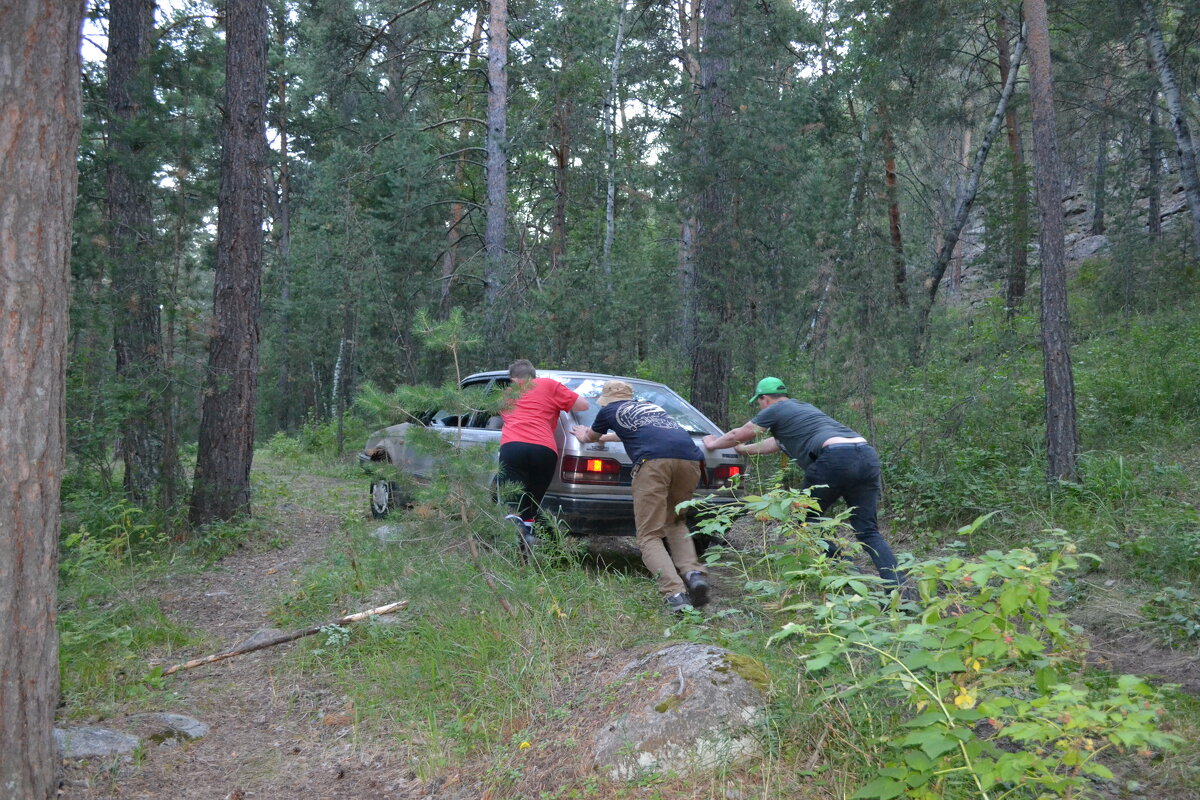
[498,441,558,521]
[802,443,901,586]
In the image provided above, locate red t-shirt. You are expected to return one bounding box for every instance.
[500,377,581,452]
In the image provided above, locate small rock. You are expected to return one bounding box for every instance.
[371,524,404,543]
[54,726,140,758]
[129,712,210,743]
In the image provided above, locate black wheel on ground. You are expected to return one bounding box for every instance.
[370,479,393,519]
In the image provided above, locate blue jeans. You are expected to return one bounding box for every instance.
[802,443,901,587]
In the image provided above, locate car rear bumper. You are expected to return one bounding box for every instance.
[543,493,741,536]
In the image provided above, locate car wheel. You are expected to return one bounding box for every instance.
[370,480,394,519]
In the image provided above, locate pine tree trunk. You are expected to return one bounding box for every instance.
[689,0,734,428]
[484,0,509,307]
[108,0,167,508]
[1023,0,1079,481]
[1142,0,1200,252]
[0,4,82,797]
[997,14,1029,313]
[190,0,267,526]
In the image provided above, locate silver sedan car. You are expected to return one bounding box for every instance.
[359,370,746,536]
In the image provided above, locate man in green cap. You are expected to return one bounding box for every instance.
[702,378,903,588]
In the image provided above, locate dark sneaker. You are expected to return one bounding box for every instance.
[683,571,710,607]
[506,515,540,560]
[665,591,693,614]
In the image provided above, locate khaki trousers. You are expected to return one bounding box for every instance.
[632,458,704,597]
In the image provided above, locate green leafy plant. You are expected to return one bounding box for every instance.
[762,514,1179,800]
[1141,585,1200,646]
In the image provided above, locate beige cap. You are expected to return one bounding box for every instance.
[597,380,633,407]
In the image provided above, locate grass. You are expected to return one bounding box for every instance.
[55,292,1200,797]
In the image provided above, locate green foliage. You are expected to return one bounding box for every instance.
[1141,585,1200,647]
[750,506,1181,800]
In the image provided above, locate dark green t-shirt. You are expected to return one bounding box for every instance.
[751,399,860,468]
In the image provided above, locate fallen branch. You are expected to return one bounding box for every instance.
[160,600,409,676]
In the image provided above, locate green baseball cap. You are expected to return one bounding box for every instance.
[749,376,788,403]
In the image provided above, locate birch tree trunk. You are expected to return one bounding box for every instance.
[1142,0,1200,252]
[1024,0,1079,481]
[191,0,268,525]
[0,4,82,797]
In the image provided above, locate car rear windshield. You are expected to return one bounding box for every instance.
[562,377,714,436]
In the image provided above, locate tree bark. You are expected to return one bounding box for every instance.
[1142,0,1200,252]
[997,13,1029,313]
[688,0,734,428]
[0,4,83,797]
[108,0,169,508]
[676,0,701,358]
[483,0,509,307]
[190,0,268,526]
[1023,0,1079,481]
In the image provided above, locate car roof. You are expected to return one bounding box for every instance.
[462,369,673,391]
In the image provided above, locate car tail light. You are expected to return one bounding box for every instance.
[709,464,742,488]
[561,455,622,484]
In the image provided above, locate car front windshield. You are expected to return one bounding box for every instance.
[563,377,713,435]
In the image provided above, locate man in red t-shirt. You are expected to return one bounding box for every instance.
[498,360,589,552]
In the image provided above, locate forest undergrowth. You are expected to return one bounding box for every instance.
[57,298,1200,799]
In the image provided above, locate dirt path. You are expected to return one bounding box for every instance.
[59,475,430,800]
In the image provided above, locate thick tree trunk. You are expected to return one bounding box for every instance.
[1023,0,1079,481]
[997,14,1029,313]
[0,4,82,797]
[108,0,168,508]
[1142,0,1200,252]
[190,0,267,526]
[689,0,734,428]
[919,29,1025,335]
[483,0,509,307]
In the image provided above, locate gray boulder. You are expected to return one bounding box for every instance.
[592,643,768,781]
[54,726,140,759]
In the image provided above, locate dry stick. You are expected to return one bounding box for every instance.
[160,601,409,676]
